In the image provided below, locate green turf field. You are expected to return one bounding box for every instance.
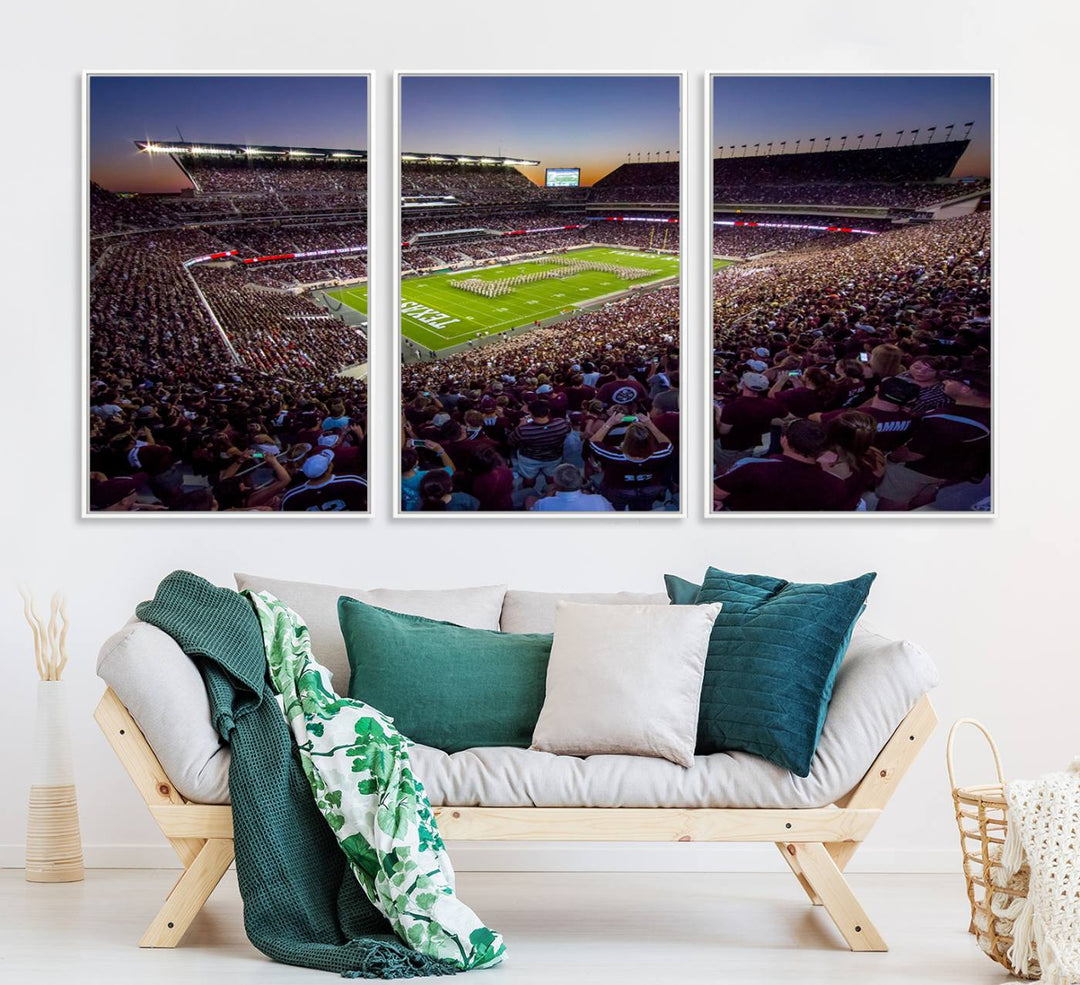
[327,247,678,352]
[713,258,736,270]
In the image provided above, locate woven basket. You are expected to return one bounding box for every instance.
[947,718,1038,979]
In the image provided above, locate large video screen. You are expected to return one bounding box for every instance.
[545,167,580,188]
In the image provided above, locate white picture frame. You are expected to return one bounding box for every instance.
[704,72,996,519]
[392,70,688,520]
[82,70,376,519]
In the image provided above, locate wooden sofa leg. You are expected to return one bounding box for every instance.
[139,838,235,948]
[787,842,886,951]
[776,842,823,905]
[825,696,939,876]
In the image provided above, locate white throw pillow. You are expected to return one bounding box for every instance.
[531,601,722,768]
[234,573,506,692]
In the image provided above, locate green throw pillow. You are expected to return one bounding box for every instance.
[663,573,701,606]
[665,567,873,776]
[338,596,552,753]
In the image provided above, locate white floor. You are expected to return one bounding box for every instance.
[0,869,1012,984]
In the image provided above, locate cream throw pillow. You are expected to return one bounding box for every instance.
[531,601,722,768]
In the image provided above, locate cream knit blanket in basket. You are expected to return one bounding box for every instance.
[996,757,1080,985]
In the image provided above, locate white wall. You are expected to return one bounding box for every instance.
[2,0,1077,873]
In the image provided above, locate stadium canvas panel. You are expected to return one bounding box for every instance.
[709,74,992,515]
[394,73,683,516]
[86,73,372,516]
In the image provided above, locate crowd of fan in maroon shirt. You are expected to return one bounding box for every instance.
[711,212,990,512]
[89,188,370,512]
[399,287,680,512]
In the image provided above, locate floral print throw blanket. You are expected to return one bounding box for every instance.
[245,590,505,973]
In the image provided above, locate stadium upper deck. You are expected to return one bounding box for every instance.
[581,140,989,212]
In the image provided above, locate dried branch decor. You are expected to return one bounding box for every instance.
[19,588,70,681]
[20,588,83,883]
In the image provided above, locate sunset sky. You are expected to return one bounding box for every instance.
[712,75,992,177]
[400,75,681,187]
[89,75,368,193]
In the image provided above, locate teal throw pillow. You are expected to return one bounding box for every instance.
[663,573,701,606]
[666,567,873,776]
[339,596,552,753]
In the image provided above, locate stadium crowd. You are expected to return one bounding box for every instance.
[401,163,552,204]
[193,268,367,379]
[88,182,370,512]
[712,224,867,257]
[399,286,681,512]
[711,212,991,512]
[182,159,366,197]
[713,180,988,208]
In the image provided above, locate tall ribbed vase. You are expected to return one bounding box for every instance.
[25,681,84,882]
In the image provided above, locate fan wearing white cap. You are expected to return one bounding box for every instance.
[715,371,787,466]
[280,449,368,512]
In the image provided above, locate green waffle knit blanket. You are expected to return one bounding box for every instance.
[137,571,497,978]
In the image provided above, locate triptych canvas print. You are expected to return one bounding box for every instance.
[85,73,991,517]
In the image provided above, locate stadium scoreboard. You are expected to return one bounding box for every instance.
[545,168,580,188]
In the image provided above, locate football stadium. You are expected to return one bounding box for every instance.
[334,246,678,354]
[708,104,991,514]
[395,145,683,513]
[89,135,372,512]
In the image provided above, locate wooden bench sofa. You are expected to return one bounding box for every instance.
[95,686,936,953]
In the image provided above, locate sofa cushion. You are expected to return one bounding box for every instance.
[412,622,938,808]
[672,568,875,777]
[98,616,937,808]
[235,573,506,693]
[499,589,668,634]
[97,619,231,804]
[339,598,553,752]
[531,601,721,768]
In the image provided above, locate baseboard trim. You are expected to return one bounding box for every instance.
[0,843,956,874]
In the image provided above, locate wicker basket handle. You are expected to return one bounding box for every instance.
[946,718,1005,790]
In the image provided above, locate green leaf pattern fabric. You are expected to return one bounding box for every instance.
[246,590,505,973]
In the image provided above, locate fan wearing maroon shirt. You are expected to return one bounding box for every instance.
[280,450,368,512]
[531,383,568,418]
[468,445,515,511]
[564,374,596,412]
[715,371,786,453]
[877,369,991,511]
[439,416,496,479]
[768,367,833,419]
[597,365,649,408]
[816,377,920,453]
[588,408,674,511]
[478,395,512,454]
[817,411,886,511]
[649,389,680,448]
[714,419,850,512]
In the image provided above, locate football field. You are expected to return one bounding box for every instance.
[326,247,679,352]
[713,258,736,271]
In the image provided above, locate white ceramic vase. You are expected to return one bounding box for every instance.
[25,681,84,882]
